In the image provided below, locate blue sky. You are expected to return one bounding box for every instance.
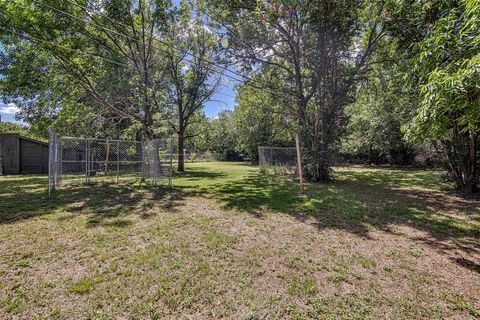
[1,87,236,124]
[0,113,17,123]
[0,102,23,124]
[1,80,237,125]
[204,82,237,118]
[0,86,237,125]
[172,0,238,118]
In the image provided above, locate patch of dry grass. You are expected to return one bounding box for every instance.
[0,163,479,319]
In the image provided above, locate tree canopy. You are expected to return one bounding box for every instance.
[1,0,479,191]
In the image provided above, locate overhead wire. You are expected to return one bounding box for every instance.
[29,0,293,100]
[64,0,257,84]
[0,27,143,71]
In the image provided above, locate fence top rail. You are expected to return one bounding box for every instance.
[258,146,296,150]
[59,136,143,143]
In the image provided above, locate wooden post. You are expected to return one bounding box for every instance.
[295,130,304,194]
[0,151,3,176]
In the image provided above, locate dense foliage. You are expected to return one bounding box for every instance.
[0,121,45,141]
[201,0,389,181]
[403,0,480,192]
[1,0,479,191]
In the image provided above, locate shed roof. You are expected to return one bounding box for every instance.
[0,133,48,147]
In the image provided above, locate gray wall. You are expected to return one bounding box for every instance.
[19,139,49,174]
[0,134,48,174]
[0,134,20,174]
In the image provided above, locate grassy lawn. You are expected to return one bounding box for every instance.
[1,162,479,319]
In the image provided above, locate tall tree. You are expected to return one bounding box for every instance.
[0,0,173,140]
[402,0,480,192]
[208,110,239,160]
[341,44,419,165]
[233,71,294,162]
[202,0,388,181]
[164,10,222,171]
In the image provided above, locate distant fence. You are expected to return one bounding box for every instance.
[170,151,248,163]
[48,129,173,195]
[258,146,298,176]
[172,151,219,163]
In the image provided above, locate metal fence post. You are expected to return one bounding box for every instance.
[155,139,159,186]
[58,137,62,185]
[141,141,145,182]
[48,136,173,188]
[48,128,56,196]
[85,139,89,183]
[116,141,120,183]
[169,136,174,188]
[152,140,156,186]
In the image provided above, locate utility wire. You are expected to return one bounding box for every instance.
[2,26,239,111]
[65,0,258,84]
[65,0,292,98]
[29,0,239,82]
[0,26,142,71]
[213,91,237,99]
[30,0,292,100]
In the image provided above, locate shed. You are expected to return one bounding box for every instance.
[0,133,49,174]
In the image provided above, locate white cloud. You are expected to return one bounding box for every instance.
[0,103,20,115]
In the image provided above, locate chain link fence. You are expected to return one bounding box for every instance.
[48,130,173,194]
[258,146,298,176]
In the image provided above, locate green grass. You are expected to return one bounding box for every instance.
[0,162,479,319]
[68,277,102,294]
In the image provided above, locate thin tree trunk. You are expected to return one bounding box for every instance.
[177,131,185,172]
[368,144,373,164]
[467,129,478,193]
[295,130,304,194]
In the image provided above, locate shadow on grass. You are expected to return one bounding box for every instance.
[336,166,450,190]
[192,168,480,273]
[1,165,479,274]
[175,169,226,180]
[0,175,187,228]
[452,257,480,274]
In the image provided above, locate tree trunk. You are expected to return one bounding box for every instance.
[442,125,479,193]
[295,130,305,194]
[466,129,478,193]
[143,107,154,140]
[368,144,374,164]
[177,131,185,172]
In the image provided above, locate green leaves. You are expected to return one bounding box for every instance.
[0,0,178,139]
[398,0,480,191]
[404,0,480,142]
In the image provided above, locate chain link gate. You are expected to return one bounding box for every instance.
[48,129,173,194]
[258,146,298,176]
[143,138,174,187]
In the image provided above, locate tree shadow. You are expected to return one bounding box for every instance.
[452,257,480,274]
[0,176,187,228]
[206,169,480,272]
[216,173,303,217]
[337,166,450,190]
[0,176,55,223]
[2,166,479,273]
[175,169,226,181]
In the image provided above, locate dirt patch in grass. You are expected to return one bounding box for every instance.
[1,164,479,319]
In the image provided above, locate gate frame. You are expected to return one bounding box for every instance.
[48,129,174,196]
[48,128,58,196]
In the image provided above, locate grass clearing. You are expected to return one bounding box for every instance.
[1,162,479,319]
